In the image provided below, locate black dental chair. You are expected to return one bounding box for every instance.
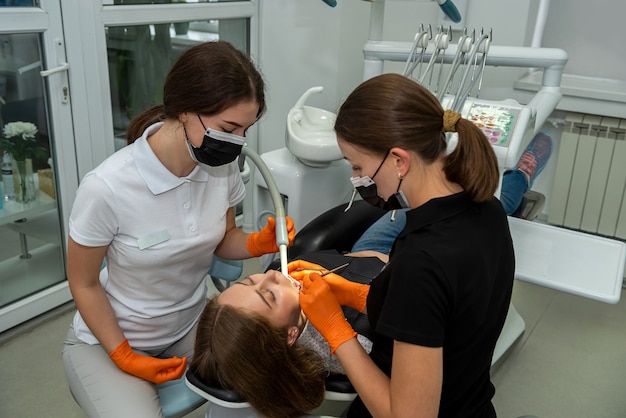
[184,200,386,416]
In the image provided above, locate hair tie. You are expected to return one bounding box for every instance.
[442,109,461,133]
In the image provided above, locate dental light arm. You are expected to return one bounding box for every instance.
[434,0,461,23]
[319,0,461,24]
[241,147,290,276]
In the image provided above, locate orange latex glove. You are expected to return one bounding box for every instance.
[299,273,357,354]
[289,260,369,312]
[288,260,326,279]
[246,216,295,257]
[109,339,187,384]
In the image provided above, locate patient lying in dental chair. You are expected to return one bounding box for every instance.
[190,250,386,418]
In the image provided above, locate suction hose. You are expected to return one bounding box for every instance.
[241,146,290,276]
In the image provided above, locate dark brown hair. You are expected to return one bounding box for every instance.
[334,73,499,202]
[191,298,327,418]
[126,41,266,143]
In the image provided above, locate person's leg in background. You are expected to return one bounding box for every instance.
[500,169,529,215]
[351,208,408,255]
[500,131,554,215]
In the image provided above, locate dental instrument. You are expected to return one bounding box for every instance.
[288,262,350,292]
[402,24,431,79]
[240,146,290,277]
[293,262,351,276]
[436,28,473,101]
[320,262,350,276]
[418,25,451,93]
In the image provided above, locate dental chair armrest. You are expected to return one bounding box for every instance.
[288,200,387,259]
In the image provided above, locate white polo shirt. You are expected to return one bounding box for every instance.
[70,122,245,349]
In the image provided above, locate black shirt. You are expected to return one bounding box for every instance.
[348,192,515,418]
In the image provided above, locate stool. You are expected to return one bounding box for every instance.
[157,376,207,418]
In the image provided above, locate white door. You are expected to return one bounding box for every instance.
[0,0,78,332]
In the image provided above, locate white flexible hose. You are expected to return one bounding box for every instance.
[241,146,290,276]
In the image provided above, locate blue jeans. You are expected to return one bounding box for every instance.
[499,169,528,216]
[351,169,528,254]
[350,209,408,254]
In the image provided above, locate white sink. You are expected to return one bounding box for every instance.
[285,86,342,167]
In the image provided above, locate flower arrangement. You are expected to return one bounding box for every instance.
[1,121,47,203]
[0,121,46,161]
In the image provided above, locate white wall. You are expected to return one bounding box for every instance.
[257,0,371,154]
[542,0,626,81]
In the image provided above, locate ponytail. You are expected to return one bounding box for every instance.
[444,117,499,202]
[126,105,165,144]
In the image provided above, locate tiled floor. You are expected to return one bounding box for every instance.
[1,265,626,417]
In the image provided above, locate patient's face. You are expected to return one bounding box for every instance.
[218,270,301,329]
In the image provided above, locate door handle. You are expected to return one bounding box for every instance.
[39,38,70,103]
[40,62,69,77]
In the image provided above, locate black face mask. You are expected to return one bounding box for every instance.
[186,114,245,167]
[348,153,410,211]
[353,180,410,210]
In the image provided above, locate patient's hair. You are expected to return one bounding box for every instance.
[191,297,327,418]
[334,73,499,202]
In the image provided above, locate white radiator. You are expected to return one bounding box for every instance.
[549,113,626,239]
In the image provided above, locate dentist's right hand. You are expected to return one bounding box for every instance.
[299,273,356,354]
[289,260,369,312]
[109,339,187,384]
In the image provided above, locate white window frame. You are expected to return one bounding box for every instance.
[0,0,78,331]
[61,0,259,180]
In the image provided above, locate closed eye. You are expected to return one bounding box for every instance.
[236,276,254,286]
[263,288,276,301]
[255,289,272,308]
[237,277,274,307]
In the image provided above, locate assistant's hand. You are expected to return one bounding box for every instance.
[109,339,187,384]
[299,273,356,354]
[246,216,295,257]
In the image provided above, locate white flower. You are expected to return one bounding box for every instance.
[3,121,38,140]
